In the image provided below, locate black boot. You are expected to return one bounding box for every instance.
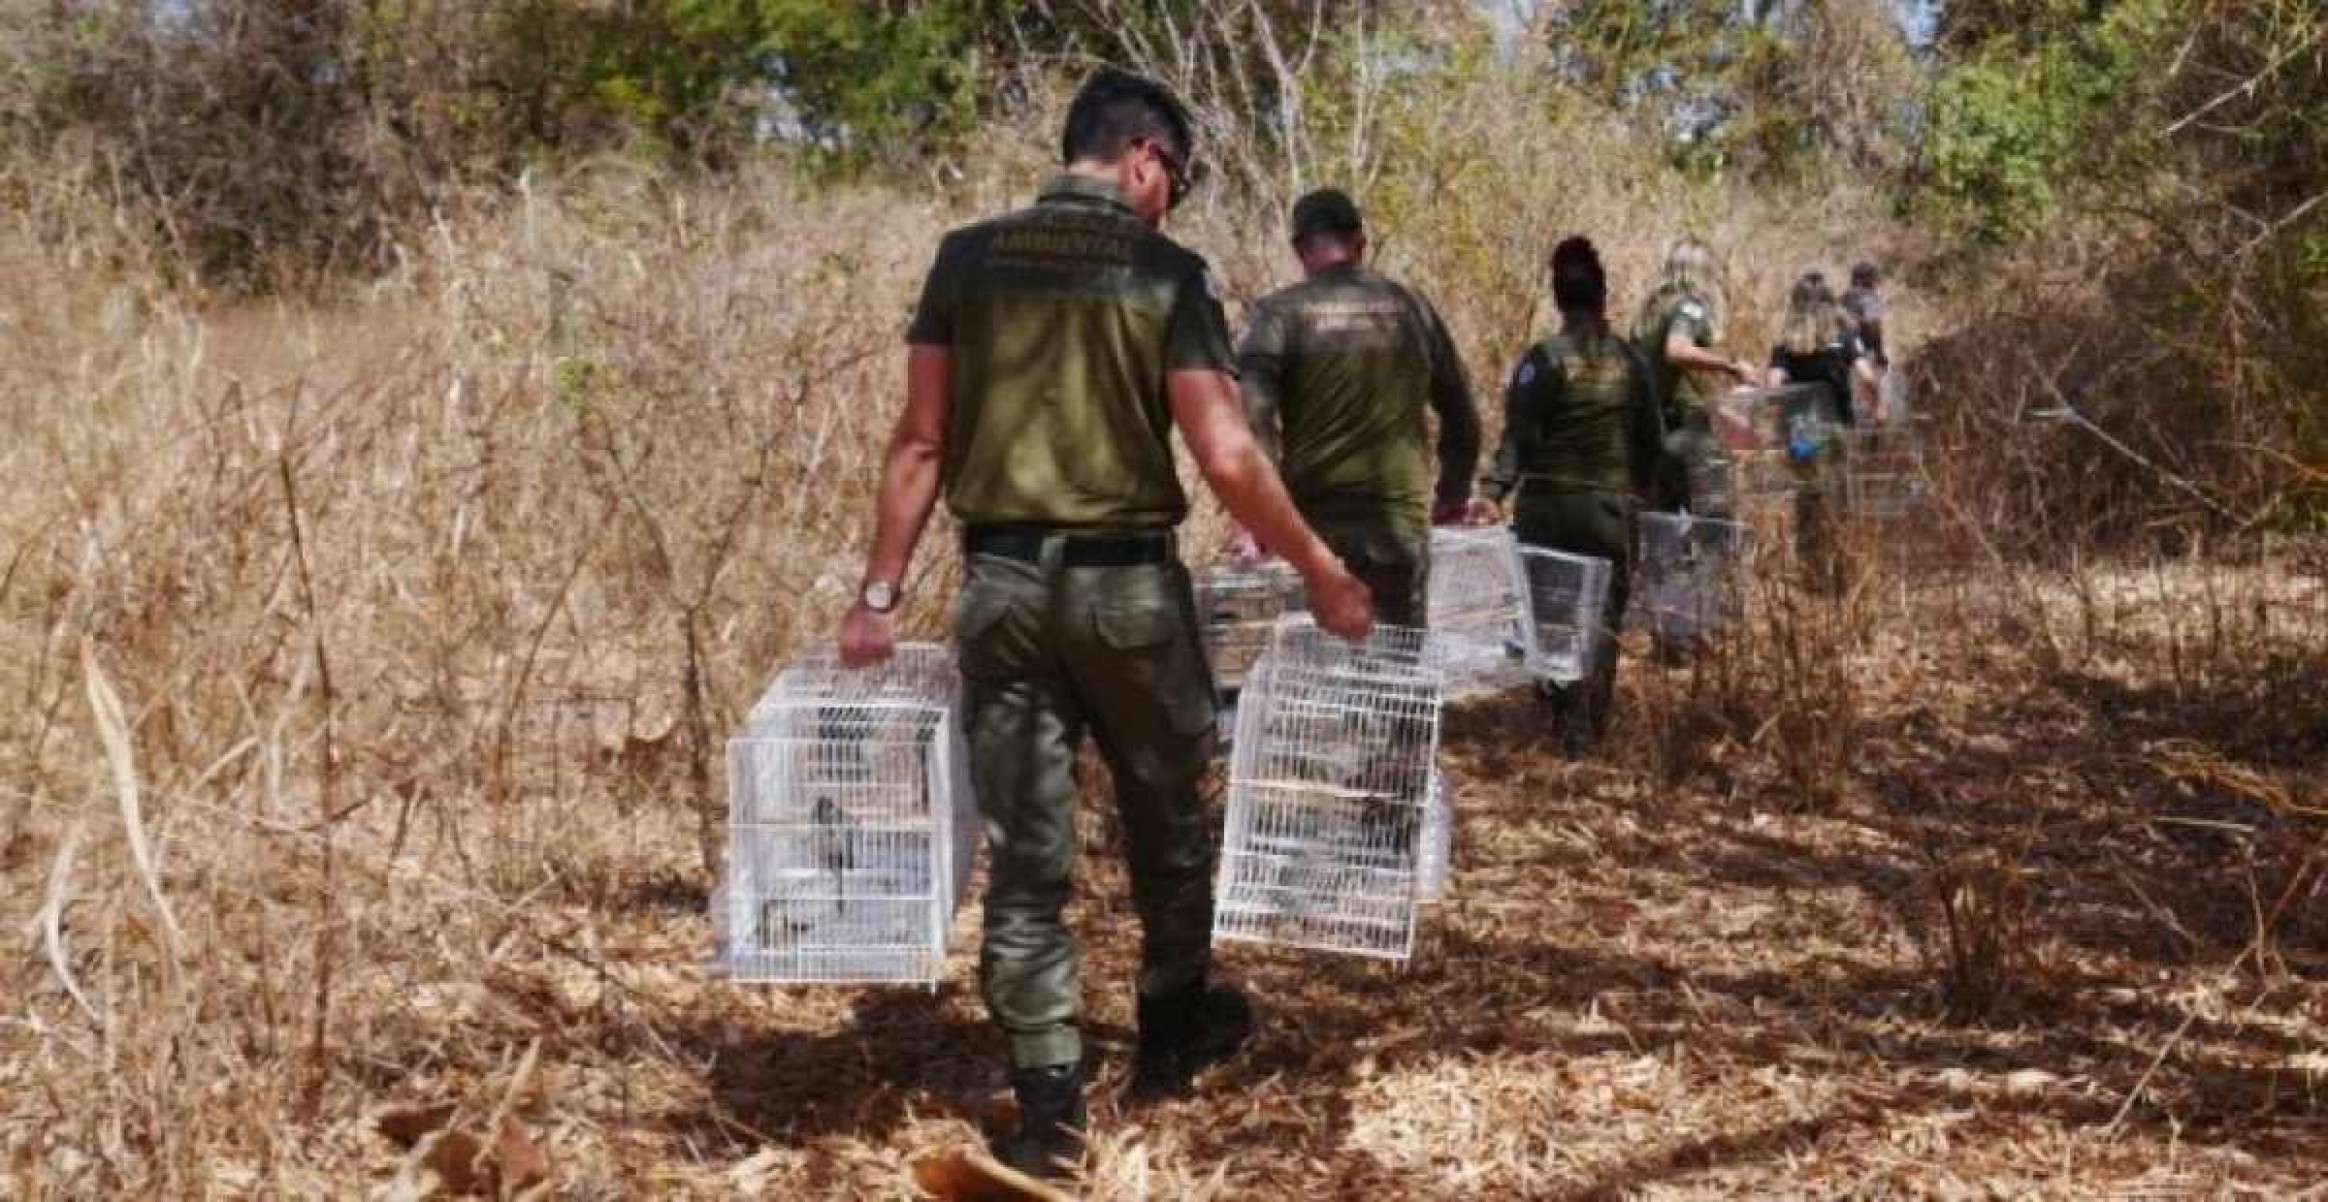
[995,1062,1086,1180]
[1130,981,1253,1102]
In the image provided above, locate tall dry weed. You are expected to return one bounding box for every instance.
[0,165,955,1193]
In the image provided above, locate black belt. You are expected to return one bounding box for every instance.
[965,526,1172,567]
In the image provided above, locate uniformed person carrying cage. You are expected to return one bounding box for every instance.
[1483,237,1662,753]
[1233,188,1486,625]
[836,69,1373,1181]
[1631,237,1759,515]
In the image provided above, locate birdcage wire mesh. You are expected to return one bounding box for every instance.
[1878,369,1913,429]
[1417,770,1453,902]
[1213,619,1446,960]
[1517,546,1612,684]
[1427,525,1537,698]
[1728,383,1832,447]
[1689,452,1746,514]
[1837,428,1929,519]
[1634,511,1747,642]
[716,644,976,986]
[1195,558,1306,692]
[1733,450,1813,501]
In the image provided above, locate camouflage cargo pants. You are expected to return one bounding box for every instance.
[952,538,1221,1070]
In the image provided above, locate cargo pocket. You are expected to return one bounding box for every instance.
[952,587,1020,681]
[1094,602,1218,740]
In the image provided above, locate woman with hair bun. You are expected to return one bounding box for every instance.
[1482,237,1663,754]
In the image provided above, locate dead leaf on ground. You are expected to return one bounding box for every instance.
[912,1147,1077,1202]
[377,1107,552,1198]
[492,1114,553,1195]
[375,1103,459,1148]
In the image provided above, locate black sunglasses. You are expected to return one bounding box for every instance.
[1148,140,1207,210]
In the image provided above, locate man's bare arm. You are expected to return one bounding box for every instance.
[1168,367,1372,638]
[839,345,951,666]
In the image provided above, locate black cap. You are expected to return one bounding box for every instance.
[1290,189,1363,243]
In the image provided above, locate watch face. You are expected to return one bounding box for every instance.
[863,581,898,613]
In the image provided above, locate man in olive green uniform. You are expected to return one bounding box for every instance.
[836,70,1372,1180]
[1631,238,1758,514]
[1235,189,1482,625]
[1485,237,1662,751]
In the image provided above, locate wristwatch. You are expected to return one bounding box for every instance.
[860,580,900,614]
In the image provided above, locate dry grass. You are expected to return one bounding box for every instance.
[6,147,2328,1198]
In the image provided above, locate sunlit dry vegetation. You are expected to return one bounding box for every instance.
[4,1,2325,1196]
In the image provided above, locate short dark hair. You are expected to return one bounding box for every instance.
[1061,68,1195,167]
[1290,188,1364,246]
[1550,236,1607,318]
[1851,261,1881,289]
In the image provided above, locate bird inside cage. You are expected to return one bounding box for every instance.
[1355,792,1418,862]
[753,794,858,950]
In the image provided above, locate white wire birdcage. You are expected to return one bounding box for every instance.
[1195,558,1306,693]
[1837,428,1929,519]
[1733,450,1812,501]
[715,644,976,987]
[1878,368,1913,429]
[1689,452,1746,514]
[1417,770,1452,903]
[1213,619,1446,960]
[1517,545,1612,684]
[1427,525,1536,698]
[1635,511,1747,643]
[1726,384,1831,447]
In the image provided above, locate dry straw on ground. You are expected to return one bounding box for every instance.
[6,144,2327,1197]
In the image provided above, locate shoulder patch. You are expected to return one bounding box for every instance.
[1200,268,1220,303]
[1678,300,1707,322]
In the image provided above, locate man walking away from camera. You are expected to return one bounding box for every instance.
[1234,188,1485,625]
[835,69,1373,1181]
[1483,237,1661,753]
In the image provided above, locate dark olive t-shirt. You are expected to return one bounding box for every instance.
[1484,327,1662,501]
[1236,263,1480,532]
[906,174,1236,530]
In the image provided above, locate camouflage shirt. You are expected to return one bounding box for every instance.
[906,173,1236,530]
[1237,263,1480,532]
[1632,287,1720,433]
[1484,327,1662,501]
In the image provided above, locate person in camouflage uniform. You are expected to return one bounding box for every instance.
[1484,237,1662,751]
[836,69,1373,1180]
[1631,237,1759,515]
[1235,189,1484,626]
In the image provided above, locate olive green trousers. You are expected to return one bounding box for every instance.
[1512,490,1634,745]
[1304,512,1430,628]
[952,540,1221,1070]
